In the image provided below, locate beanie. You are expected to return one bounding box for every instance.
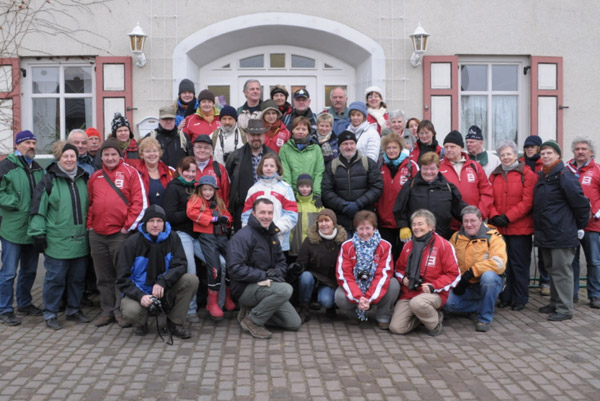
[178,79,195,95]
[270,85,289,99]
[142,204,167,224]
[198,89,215,103]
[297,173,313,188]
[15,130,36,144]
[337,130,357,146]
[444,130,464,148]
[111,113,132,138]
[219,105,238,121]
[540,140,561,157]
[465,125,483,141]
[317,209,337,225]
[62,143,78,156]
[86,127,101,139]
[100,137,124,157]
[348,101,368,119]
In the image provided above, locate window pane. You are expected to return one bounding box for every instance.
[324,85,347,108]
[492,65,518,91]
[461,65,487,91]
[65,98,92,132]
[492,95,518,149]
[270,54,285,68]
[291,55,315,68]
[207,85,230,106]
[65,66,93,93]
[239,55,264,68]
[32,67,59,94]
[461,95,487,140]
[33,98,60,153]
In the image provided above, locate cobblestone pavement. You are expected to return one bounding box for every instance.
[1,267,600,401]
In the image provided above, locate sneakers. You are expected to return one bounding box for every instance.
[187,313,201,324]
[46,317,61,330]
[93,314,115,327]
[66,311,90,323]
[167,319,191,339]
[427,311,443,336]
[134,323,148,336]
[538,304,556,314]
[16,304,43,316]
[476,321,490,332]
[590,297,600,309]
[511,303,525,311]
[376,320,390,330]
[237,306,249,323]
[548,312,573,321]
[240,315,272,339]
[0,312,21,326]
[298,304,311,323]
[540,286,550,296]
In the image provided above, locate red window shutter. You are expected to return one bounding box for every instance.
[0,58,22,136]
[95,57,133,139]
[423,55,459,133]
[530,56,563,146]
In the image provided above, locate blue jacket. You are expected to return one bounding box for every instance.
[533,161,590,248]
[116,222,187,301]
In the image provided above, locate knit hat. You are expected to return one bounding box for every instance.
[365,86,384,100]
[524,135,542,147]
[317,208,337,225]
[219,105,238,121]
[15,130,36,144]
[198,89,215,103]
[270,85,289,99]
[159,105,177,119]
[540,140,561,157]
[198,174,219,189]
[297,173,313,188]
[348,101,368,119]
[100,137,124,157]
[293,88,310,99]
[337,130,357,145]
[178,79,195,95]
[142,204,167,224]
[111,113,132,138]
[246,119,267,135]
[444,130,464,148]
[86,127,101,138]
[465,125,483,141]
[62,143,78,156]
[193,134,213,145]
[260,99,282,118]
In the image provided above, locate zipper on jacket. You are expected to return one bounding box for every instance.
[69,180,84,225]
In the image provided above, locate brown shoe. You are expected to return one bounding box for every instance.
[240,315,272,339]
[115,315,132,328]
[93,314,115,327]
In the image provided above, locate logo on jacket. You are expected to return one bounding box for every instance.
[115,172,125,188]
[467,169,476,182]
[276,138,284,147]
[582,176,592,185]
[427,246,439,267]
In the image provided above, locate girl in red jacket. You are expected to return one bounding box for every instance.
[187,175,234,320]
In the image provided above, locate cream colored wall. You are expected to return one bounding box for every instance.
[15,0,599,149]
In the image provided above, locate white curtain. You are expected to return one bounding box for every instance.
[492,95,518,149]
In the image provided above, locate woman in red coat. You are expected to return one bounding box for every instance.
[489,141,537,311]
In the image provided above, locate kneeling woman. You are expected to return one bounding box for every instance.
[390,209,460,336]
[296,209,347,322]
[335,211,399,329]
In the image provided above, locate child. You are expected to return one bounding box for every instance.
[289,174,324,258]
[187,175,234,320]
[314,113,339,163]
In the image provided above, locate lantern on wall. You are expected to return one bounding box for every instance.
[128,22,147,68]
[409,23,430,68]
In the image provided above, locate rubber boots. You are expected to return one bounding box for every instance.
[224,287,236,311]
[206,290,224,320]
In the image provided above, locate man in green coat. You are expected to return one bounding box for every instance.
[0,131,45,326]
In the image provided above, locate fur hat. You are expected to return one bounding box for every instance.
[444,130,464,148]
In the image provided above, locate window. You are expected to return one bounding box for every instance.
[239,55,264,69]
[24,60,95,155]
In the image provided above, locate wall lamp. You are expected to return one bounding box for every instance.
[128,22,147,68]
[410,23,430,68]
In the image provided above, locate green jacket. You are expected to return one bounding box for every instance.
[0,153,44,244]
[289,193,323,256]
[279,138,325,196]
[28,162,89,259]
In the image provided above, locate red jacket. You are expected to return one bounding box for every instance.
[264,121,291,154]
[194,157,231,209]
[87,160,147,235]
[440,152,493,221]
[375,158,419,228]
[367,113,389,135]
[135,161,175,202]
[336,238,394,305]
[186,195,232,234]
[395,232,460,306]
[567,158,600,232]
[409,143,442,164]
[489,161,537,236]
[183,111,221,143]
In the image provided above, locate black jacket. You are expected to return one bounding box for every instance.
[393,172,467,239]
[533,161,590,248]
[296,223,347,288]
[226,214,288,299]
[148,125,191,169]
[163,178,197,237]
[321,151,384,230]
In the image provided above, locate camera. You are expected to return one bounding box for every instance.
[409,276,424,291]
[356,269,370,283]
[223,152,231,163]
[148,296,163,316]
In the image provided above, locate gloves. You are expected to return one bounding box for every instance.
[266,268,285,282]
[32,235,47,253]
[461,268,475,282]
[217,215,229,225]
[342,202,359,216]
[490,214,509,227]
[286,262,305,283]
[453,269,474,296]
[313,195,323,208]
[399,227,412,242]
[578,229,585,240]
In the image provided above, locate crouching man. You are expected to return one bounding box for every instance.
[117,205,199,338]
[227,198,301,339]
[443,206,507,332]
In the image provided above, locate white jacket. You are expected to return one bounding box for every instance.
[347,121,380,162]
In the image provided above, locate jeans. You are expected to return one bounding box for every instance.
[43,255,87,320]
[177,231,203,315]
[297,271,335,308]
[572,231,600,299]
[0,237,40,314]
[444,271,503,324]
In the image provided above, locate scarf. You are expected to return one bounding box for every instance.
[319,228,337,240]
[348,120,371,140]
[260,173,279,180]
[196,107,216,124]
[57,162,77,181]
[542,159,561,175]
[501,160,519,172]
[405,231,433,291]
[367,106,388,129]
[316,132,333,159]
[524,154,540,171]
[178,98,197,120]
[176,176,196,187]
[470,151,489,167]
[417,138,439,156]
[294,137,309,150]
[351,229,382,321]
[383,151,408,167]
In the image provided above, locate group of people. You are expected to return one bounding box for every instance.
[0,78,597,341]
